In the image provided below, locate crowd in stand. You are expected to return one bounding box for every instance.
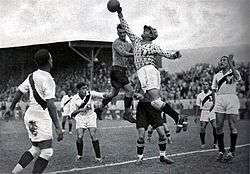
[0,62,249,103]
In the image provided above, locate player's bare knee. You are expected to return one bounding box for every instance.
[90,133,97,141]
[151,98,165,110]
[28,146,40,157]
[77,136,83,142]
[39,148,53,161]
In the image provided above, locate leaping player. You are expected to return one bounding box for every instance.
[114,6,187,132]
[96,24,136,123]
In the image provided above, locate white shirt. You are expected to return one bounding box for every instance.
[196,90,213,110]
[18,69,55,110]
[70,91,104,117]
[60,94,72,115]
[211,69,241,95]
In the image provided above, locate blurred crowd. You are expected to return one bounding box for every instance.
[161,62,249,100]
[0,62,249,103]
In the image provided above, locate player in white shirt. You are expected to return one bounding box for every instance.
[4,49,63,174]
[60,90,73,134]
[195,82,217,149]
[211,55,241,162]
[70,82,105,162]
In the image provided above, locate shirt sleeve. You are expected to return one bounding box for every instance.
[211,74,217,90]
[154,45,176,59]
[118,15,140,44]
[90,91,104,98]
[18,77,29,94]
[196,94,201,107]
[43,77,56,100]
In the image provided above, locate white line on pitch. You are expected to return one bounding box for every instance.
[46,143,250,174]
[100,125,134,130]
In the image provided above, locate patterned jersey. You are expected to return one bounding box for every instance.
[119,15,177,70]
[196,90,213,110]
[112,38,133,67]
[211,69,241,95]
[18,69,56,111]
[70,91,104,117]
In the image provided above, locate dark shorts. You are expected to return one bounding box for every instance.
[136,102,163,130]
[110,66,129,89]
[31,139,52,149]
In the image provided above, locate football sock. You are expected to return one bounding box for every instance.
[158,137,167,156]
[200,132,206,145]
[69,122,72,132]
[124,97,133,109]
[92,140,101,158]
[161,103,179,124]
[230,133,238,152]
[76,139,83,156]
[217,133,225,153]
[32,157,48,174]
[213,127,217,145]
[137,139,145,156]
[17,151,34,169]
[62,119,66,130]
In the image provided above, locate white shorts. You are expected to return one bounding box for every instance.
[137,65,161,93]
[62,107,71,117]
[75,112,97,129]
[214,94,240,115]
[24,108,53,142]
[200,110,216,122]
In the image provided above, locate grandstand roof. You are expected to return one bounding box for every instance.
[70,40,112,48]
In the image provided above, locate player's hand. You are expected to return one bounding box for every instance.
[56,128,64,142]
[227,54,234,66]
[3,109,14,122]
[117,6,122,14]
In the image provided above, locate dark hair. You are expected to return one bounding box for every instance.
[76,82,88,90]
[34,49,51,67]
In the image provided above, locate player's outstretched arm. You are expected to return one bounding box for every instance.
[3,90,23,121]
[227,54,241,81]
[91,91,106,99]
[117,7,140,43]
[156,45,182,60]
[47,98,63,141]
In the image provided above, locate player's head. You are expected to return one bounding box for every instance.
[218,55,235,70]
[117,24,126,41]
[141,25,158,41]
[34,49,53,69]
[202,81,210,91]
[76,82,89,96]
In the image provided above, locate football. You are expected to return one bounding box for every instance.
[107,0,120,13]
